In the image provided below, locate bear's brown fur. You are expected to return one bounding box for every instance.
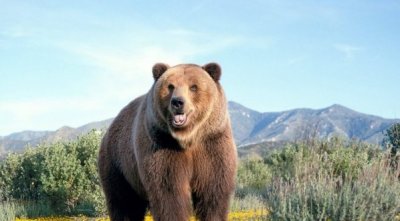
[98,63,237,221]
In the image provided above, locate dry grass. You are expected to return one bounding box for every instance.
[15,209,269,221]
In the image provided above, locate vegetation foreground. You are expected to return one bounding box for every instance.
[14,209,268,220]
[1,125,400,220]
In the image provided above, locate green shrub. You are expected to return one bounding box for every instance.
[264,142,311,181]
[0,130,106,218]
[263,138,381,180]
[384,123,400,169]
[0,153,21,201]
[236,156,271,197]
[266,160,400,220]
[264,139,400,221]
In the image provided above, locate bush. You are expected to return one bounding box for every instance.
[236,156,271,197]
[384,123,400,169]
[0,153,21,201]
[264,139,400,221]
[0,130,106,218]
[264,139,381,180]
[264,142,311,181]
[266,161,400,220]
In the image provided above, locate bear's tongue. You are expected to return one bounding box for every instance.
[173,113,187,126]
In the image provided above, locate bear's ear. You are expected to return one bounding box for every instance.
[152,63,169,81]
[202,62,221,82]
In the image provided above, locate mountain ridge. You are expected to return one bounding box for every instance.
[227,101,398,145]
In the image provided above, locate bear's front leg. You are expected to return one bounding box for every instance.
[141,149,192,221]
[192,185,232,221]
[191,143,237,221]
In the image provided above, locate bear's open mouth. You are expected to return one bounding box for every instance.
[172,113,187,127]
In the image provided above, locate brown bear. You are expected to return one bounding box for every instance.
[98,62,237,221]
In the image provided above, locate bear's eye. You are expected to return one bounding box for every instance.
[168,84,175,92]
[190,85,198,92]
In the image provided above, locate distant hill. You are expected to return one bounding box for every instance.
[228,102,398,146]
[0,118,113,157]
[0,102,398,157]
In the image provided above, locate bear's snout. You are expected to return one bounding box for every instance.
[170,96,190,128]
[171,96,185,112]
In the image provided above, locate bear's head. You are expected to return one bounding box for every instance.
[151,62,224,143]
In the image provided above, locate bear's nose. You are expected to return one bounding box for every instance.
[171,97,185,111]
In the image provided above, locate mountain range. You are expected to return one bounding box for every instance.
[1,102,398,157]
[228,102,398,145]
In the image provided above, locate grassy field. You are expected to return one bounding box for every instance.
[2,197,269,221]
[1,131,400,221]
[15,209,269,221]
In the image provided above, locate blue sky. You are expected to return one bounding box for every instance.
[1,1,400,135]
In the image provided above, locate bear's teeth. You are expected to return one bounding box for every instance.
[173,114,186,125]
